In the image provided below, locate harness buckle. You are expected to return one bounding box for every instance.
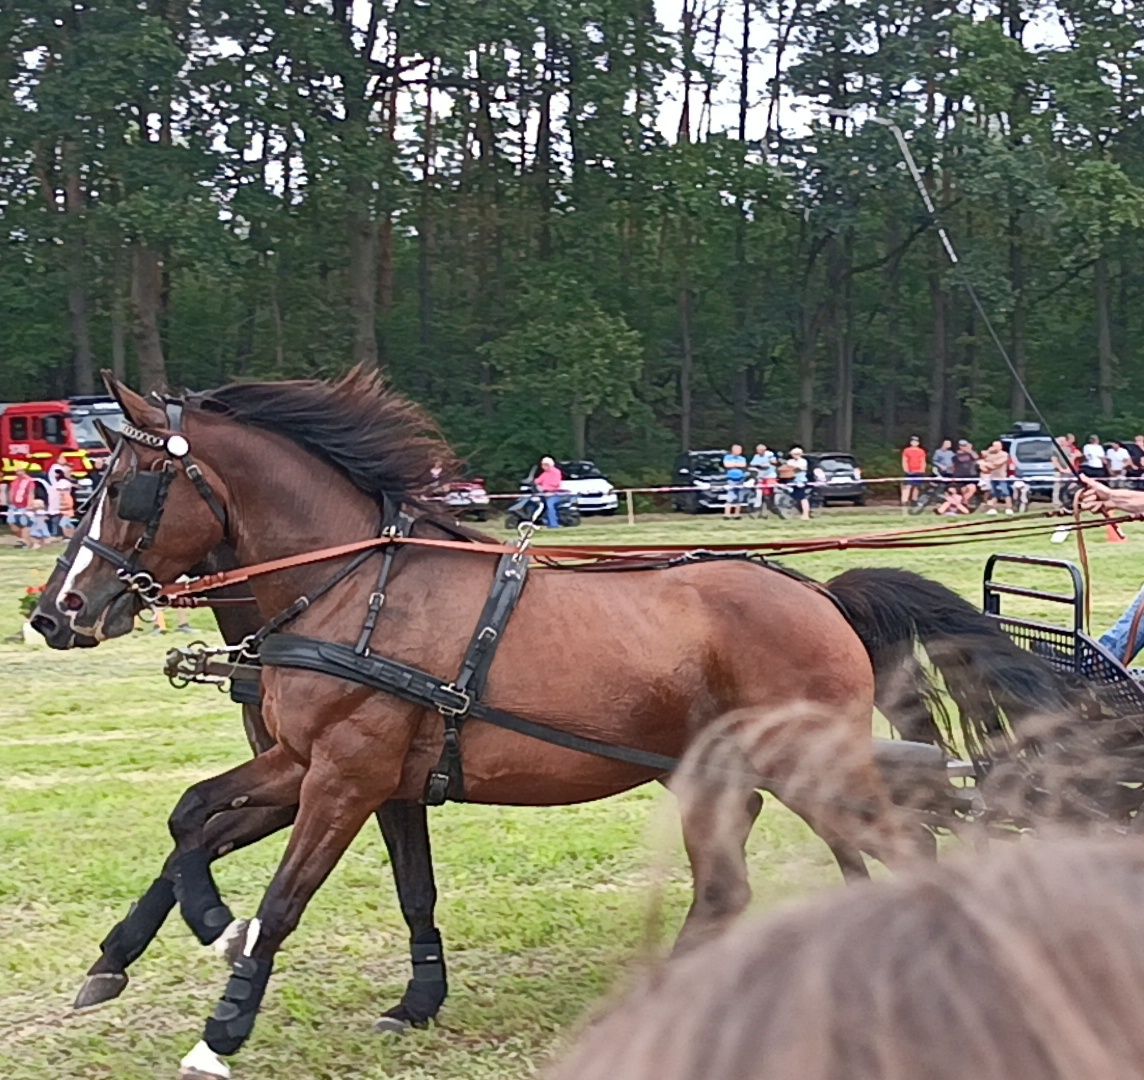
[434,682,471,717]
[477,626,497,644]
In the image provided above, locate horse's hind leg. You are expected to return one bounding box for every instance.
[674,784,763,954]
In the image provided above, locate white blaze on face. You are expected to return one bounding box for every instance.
[58,488,108,611]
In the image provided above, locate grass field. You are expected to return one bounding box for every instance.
[1,508,1141,1080]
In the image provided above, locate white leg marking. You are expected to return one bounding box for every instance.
[210,919,246,958]
[180,1040,230,1079]
[243,917,261,957]
[58,489,107,605]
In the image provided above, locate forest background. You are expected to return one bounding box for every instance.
[2,0,1142,486]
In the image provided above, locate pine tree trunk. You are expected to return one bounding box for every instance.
[1096,255,1117,418]
[1008,213,1027,419]
[348,208,379,369]
[130,245,167,392]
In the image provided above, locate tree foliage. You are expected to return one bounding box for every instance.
[4,0,1144,484]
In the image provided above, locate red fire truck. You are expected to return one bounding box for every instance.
[0,397,124,510]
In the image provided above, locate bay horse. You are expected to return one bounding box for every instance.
[30,370,1065,1079]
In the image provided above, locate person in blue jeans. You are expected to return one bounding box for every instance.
[723,444,748,519]
[534,456,568,528]
[1078,475,1144,663]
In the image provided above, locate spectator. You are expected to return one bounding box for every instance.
[900,436,927,514]
[1107,440,1132,488]
[979,439,1014,515]
[722,444,749,519]
[1081,435,1108,479]
[787,446,811,521]
[935,484,970,516]
[1051,434,1079,508]
[932,438,954,478]
[534,455,568,529]
[749,443,777,516]
[6,463,35,547]
[27,498,51,550]
[1129,435,1144,489]
[951,440,979,506]
[53,471,77,538]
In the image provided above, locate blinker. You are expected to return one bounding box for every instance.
[117,472,165,523]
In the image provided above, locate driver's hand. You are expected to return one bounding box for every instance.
[1077,474,1114,514]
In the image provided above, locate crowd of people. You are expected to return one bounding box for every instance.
[722,443,815,521]
[899,432,1144,517]
[3,461,79,549]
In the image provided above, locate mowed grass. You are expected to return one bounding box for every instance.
[1,507,1141,1079]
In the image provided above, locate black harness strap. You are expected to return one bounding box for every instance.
[423,552,530,804]
[259,633,678,782]
[355,512,414,656]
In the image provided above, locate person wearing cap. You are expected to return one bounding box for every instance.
[900,436,927,513]
[951,440,980,506]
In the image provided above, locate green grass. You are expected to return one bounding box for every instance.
[1,508,1141,1079]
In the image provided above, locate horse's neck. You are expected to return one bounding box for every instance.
[199,417,382,610]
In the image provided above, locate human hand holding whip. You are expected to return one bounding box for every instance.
[1078,475,1144,518]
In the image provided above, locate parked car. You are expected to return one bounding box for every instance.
[1000,423,1056,501]
[437,477,491,521]
[672,450,741,513]
[522,460,618,515]
[805,452,866,506]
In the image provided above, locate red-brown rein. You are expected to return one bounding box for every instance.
[160,511,1135,607]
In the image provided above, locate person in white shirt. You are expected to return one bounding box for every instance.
[1081,435,1108,479]
[1107,440,1132,487]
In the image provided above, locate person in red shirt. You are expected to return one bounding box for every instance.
[534,456,568,528]
[6,463,35,547]
[900,436,927,513]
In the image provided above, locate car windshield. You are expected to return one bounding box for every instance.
[690,452,728,474]
[1012,438,1054,463]
[71,410,125,450]
[816,456,856,472]
[560,461,604,480]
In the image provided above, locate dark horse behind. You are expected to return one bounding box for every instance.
[31,369,1083,1080]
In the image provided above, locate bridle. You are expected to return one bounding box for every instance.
[59,402,228,609]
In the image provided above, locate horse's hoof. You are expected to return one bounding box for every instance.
[373,1015,412,1036]
[73,971,129,1011]
[179,1041,230,1080]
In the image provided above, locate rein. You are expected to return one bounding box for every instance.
[158,509,1137,608]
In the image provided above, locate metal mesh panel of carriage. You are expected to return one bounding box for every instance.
[983,553,1144,721]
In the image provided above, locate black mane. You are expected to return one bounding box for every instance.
[193,366,457,503]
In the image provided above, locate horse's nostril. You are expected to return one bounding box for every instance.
[61,592,85,612]
[30,613,59,637]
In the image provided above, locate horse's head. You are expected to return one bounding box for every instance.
[31,373,230,648]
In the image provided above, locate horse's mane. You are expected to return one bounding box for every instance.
[192,366,458,503]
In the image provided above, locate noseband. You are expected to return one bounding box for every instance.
[62,404,228,607]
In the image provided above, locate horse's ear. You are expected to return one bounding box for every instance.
[101,369,167,429]
[93,418,121,450]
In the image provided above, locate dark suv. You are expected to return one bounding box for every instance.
[672,450,738,512]
[804,452,866,506]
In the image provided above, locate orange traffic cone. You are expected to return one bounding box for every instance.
[1107,521,1128,543]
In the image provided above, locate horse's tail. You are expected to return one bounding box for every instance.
[826,567,1078,758]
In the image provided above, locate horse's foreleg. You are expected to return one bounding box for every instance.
[373,800,448,1034]
[74,804,299,1011]
[179,762,383,1080]
[673,785,763,954]
[166,746,304,948]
